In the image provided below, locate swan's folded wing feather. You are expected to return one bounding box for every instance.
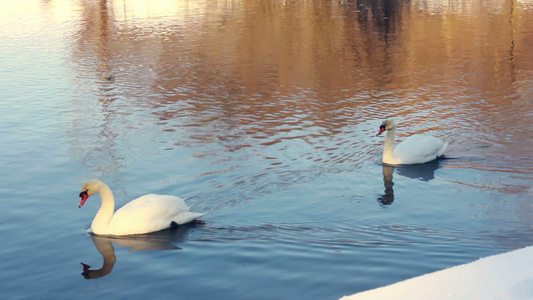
[107,194,195,235]
[394,135,447,164]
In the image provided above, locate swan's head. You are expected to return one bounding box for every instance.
[376,120,396,136]
[79,179,102,208]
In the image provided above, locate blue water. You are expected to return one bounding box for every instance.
[1,1,532,299]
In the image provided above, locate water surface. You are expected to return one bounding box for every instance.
[1,0,532,299]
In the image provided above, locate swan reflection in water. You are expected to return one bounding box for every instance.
[81,223,199,279]
[378,165,395,205]
[377,161,442,206]
[395,160,441,182]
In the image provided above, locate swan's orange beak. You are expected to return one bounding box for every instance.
[376,125,386,136]
[79,190,89,208]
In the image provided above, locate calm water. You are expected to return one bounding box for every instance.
[1,0,532,299]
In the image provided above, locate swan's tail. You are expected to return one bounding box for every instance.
[172,212,205,225]
[438,142,449,157]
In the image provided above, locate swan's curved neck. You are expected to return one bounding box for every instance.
[91,183,115,233]
[383,128,396,163]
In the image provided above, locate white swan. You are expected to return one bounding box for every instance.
[376,120,448,165]
[78,180,205,236]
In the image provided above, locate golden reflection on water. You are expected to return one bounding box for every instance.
[70,2,532,105]
[33,0,533,176]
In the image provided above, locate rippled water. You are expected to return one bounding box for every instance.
[1,0,532,299]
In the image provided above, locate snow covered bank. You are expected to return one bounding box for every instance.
[340,245,533,300]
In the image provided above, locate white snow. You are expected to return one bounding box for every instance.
[340,245,533,300]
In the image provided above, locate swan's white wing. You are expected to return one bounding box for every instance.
[394,135,447,164]
[107,194,201,235]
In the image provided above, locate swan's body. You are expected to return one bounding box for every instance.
[376,120,448,165]
[78,180,204,236]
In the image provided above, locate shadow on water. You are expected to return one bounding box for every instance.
[378,160,442,205]
[81,224,197,280]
